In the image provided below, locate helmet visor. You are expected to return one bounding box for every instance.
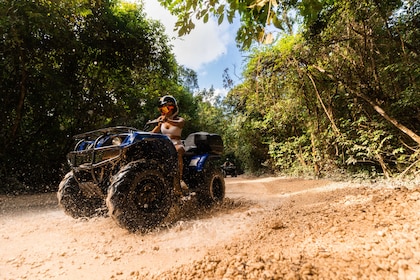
[159,105,174,114]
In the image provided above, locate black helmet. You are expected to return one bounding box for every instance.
[158,95,179,116]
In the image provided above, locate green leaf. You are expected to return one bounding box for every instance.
[272,14,283,29]
[218,13,224,25]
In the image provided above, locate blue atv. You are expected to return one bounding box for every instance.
[57,126,225,232]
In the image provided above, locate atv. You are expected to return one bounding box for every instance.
[57,126,225,232]
[221,163,237,177]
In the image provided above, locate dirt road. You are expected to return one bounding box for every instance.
[1,176,419,279]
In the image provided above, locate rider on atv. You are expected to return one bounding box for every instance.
[58,96,225,231]
[151,95,188,195]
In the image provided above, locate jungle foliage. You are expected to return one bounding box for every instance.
[163,0,419,178]
[226,0,420,178]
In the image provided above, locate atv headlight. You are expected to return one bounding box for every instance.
[112,137,122,146]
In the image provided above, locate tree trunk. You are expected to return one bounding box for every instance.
[310,130,320,179]
[355,91,420,146]
[11,52,27,139]
[307,72,341,135]
[375,153,391,179]
[313,65,420,146]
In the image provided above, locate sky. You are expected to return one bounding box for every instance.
[139,0,245,96]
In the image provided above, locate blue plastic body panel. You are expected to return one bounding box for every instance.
[188,154,209,172]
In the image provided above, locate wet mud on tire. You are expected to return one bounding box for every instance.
[106,161,174,232]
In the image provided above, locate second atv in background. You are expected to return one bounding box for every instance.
[221,158,237,177]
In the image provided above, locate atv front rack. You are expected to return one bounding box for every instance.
[68,126,171,185]
[73,126,139,141]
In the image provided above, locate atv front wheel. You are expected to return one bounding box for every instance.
[106,160,174,232]
[57,171,105,218]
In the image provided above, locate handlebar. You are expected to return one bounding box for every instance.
[143,119,160,131]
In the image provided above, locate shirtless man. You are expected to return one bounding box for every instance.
[152,95,188,194]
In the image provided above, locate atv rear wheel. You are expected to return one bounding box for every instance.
[57,172,105,218]
[106,160,174,232]
[197,166,225,206]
